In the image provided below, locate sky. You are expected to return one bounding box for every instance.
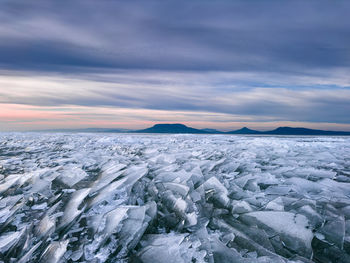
[0,0,350,131]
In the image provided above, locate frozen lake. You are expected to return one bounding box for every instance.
[0,133,349,262]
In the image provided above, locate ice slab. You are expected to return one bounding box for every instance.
[202,177,230,208]
[39,240,69,263]
[0,228,25,254]
[240,211,313,257]
[59,188,90,228]
[0,133,349,262]
[56,164,88,187]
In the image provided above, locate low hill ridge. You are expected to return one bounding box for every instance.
[134,124,350,135]
[134,123,207,134]
[35,124,350,135]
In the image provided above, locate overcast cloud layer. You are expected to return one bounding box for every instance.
[0,0,349,131]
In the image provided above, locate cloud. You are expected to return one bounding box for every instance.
[0,70,349,126]
[0,1,349,73]
[0,1,349,130]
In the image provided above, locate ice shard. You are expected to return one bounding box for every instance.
[0,133,349,262]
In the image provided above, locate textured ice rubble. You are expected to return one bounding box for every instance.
[0,133,350,262]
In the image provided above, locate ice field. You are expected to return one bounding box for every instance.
[0,133,349,262]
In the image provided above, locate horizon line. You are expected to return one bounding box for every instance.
[3,123,350,134]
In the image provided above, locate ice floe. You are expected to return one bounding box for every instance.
[0,133,349,262]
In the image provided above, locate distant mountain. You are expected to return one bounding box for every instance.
[227,127,261,134]
[200,128,224,133]
[134,123,208,134]
[265,127,350,136]
[33,124,350,135]
[134,124,350,135]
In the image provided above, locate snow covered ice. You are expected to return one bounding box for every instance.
[0,133,350,262]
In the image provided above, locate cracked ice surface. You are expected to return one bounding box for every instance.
[0,133,350,262]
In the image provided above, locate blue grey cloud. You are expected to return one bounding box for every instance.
[0,71,349,124]
[0,0,349,129]
[0,0,349,73]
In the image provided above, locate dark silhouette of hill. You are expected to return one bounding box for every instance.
[200,128,224,133]
[265,127,350,136]
[134,123,208,134]
[227,127,261,134]
[35,123,350,135]
[133,124,350,135]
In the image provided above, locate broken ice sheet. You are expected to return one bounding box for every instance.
[90,162,126,193]
[56,164,88,187]
[0,228,26,254]
[240,211,314,258]
[0,133,349,262]
[136,233,206,263]
[39,240,69,263]
[58,188,90,229]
